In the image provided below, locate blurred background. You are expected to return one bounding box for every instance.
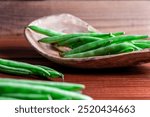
[0,0,150,36]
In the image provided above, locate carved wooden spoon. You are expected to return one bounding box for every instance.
[24,13,150,68]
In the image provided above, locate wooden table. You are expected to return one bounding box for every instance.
[1,0,150,100]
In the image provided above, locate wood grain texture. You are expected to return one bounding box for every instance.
[0,35,42,59]
[1,0,150,99]
[0,1,150,35]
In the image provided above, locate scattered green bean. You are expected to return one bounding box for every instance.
[64,35,148,55]
[66,33,123,49]
[58,36,104,46]
[28,25,150,58]
[38,32,124,43]
[63,42,141,58]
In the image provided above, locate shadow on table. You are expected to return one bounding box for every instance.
[51,63,150,76]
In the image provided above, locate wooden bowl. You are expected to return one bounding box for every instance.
[24,13,150,68]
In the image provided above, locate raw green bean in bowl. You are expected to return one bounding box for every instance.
[25,13,150,68]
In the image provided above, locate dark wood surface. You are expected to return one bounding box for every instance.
[1,0,150,99]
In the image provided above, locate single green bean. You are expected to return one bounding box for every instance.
[1,93,52,100]
[119,43,142,53]
[0,64,33,75]
[64,42,141,58]
[55,97,72,100]
[27,25,62,36]
[68,41,87,48]
[107,32,125,37]
[0,78,85,91]
[36,65,64,80]
[64,35,148,55]
[58,36,104,46]
[131,40,150,49]
[38,32,124,43]
[0,96,19,100]
[0,82,92,100]
[87,27,125,36]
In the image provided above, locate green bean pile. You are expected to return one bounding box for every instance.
[28,25,150,58]
[0,78,92,100]
[0,58,63,79]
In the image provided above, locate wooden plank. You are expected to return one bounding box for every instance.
[0,35,42,58]
[0,1,150,35]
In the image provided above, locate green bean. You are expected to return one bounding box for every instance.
[36,65,64,80]
[64,42,141,58]
[1,93,52,100]
[68,35,119,49]
[55,97,72,100]
[64,35,148,55]
[0,64,32,75]
[58,41,87,49]
[68,42,87,48]
[38,32,124,43]
[119,43,142,53]
[0,96,19,100]
[87,27,125,36]
[0,78,85,91]
[131,40,150,49]
[37,65,56,71]
[58,32,124,48]
[67,41,91,49]
[109,32,125,36]
[0,58,63,79]
[86,31,125,38]
[27,25,62,36]
[0,58,50,78]
[58,36,104,46]
[0,82,92,100]
[38,33,110,43]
